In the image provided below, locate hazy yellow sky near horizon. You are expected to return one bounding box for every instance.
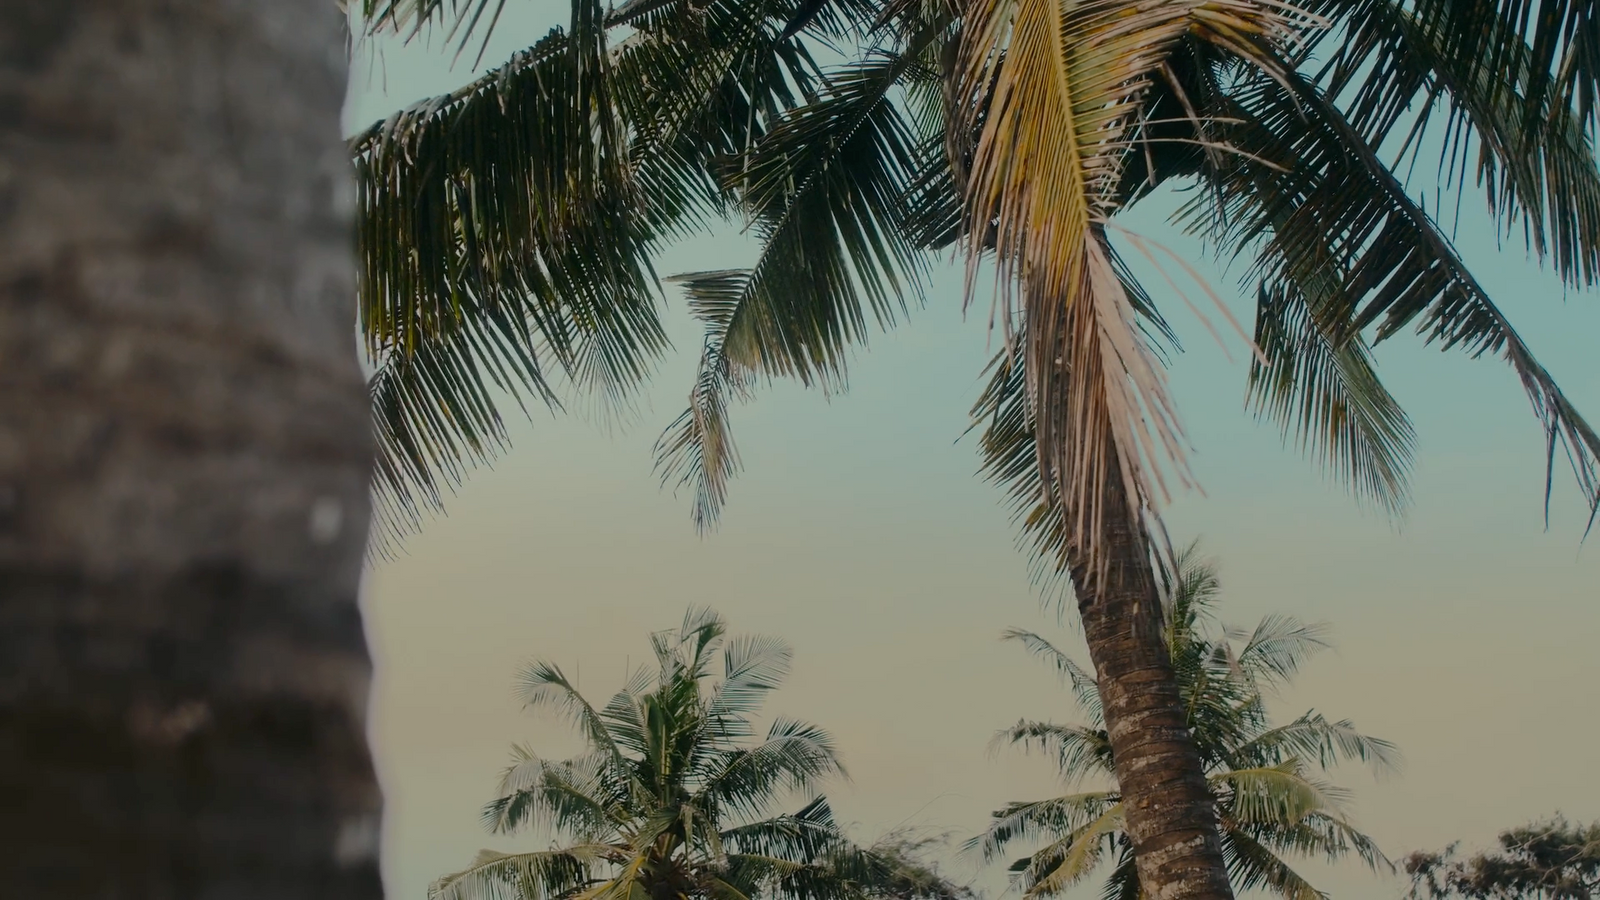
[343,10,1600,900]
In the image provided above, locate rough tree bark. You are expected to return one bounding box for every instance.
[0,1,381,897]
[1069,467,1233,900]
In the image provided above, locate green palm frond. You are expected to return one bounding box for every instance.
[1190,61,1600,527]
[1318,0,1600,287]
[1212,764,1351,828]
[991,721,1114,786]
[1234,712,1402,775]
[1247,283,1416,514]
[708,634,796,721]
[429,846,605,900]
[655,52,934,530]
[352,7,669,547]
[700,719,845,820]
[1021,803,1127,898]
[355,0,511,64]
[1221,828,1326,900]
[1245,811,1393,873]
[517,661,635,761]
[722,798,844,865]
[1000,629,1103,720]
[1229,614,1332,690]
[487,750,628,836]
[969,793,1121,866]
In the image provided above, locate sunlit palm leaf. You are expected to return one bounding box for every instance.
[1022,803,1127,898]
[951,0,1307,583]
[1212,764,1351,827]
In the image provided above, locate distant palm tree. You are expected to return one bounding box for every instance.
[973,544,1397,900]
[432,609,970,900]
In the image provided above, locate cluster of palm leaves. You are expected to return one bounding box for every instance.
[347,0,1600,569]
[972,544,1398,900]
[430,609,974,900]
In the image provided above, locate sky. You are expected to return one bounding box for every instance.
[342,9,1600,900]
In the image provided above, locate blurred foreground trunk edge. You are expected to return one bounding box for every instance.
[0,2,382,897]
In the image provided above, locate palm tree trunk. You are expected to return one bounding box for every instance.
[0,2,381,896]
[1068,472,1232,900]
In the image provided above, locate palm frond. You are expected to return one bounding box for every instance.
[352,11,668,545]
[1192,61,1600,530]
[700,719,845,821]
[1000,629,1102,719]
[518,661,633,761]
[709,633,796,720]
[1233,712,1402,775]
[722,797,842,857]
[1319,0,1600,287]
[1242,811,1393,874]
[1247,283,1416,514]
[991,721,1114,785]
[968,793,1121,866]
[1221,828,1327,900]
[1020,803,1127,898]
[1230,614,1331,690]
[950,0,1305,585]
[428,846,603,900]
[1212,764,1351,827]
[356,0,511,65]
[487,750,630,836]
[656,52,933,530]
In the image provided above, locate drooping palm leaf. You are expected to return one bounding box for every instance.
[1188,62,1600,527]
[655,52,934,530]
[1315,0,1600,286]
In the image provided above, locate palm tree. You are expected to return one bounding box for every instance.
[432,608,971,900]
[1,3,379,897]
[974,544,1397,900]
[350,2,1600,898]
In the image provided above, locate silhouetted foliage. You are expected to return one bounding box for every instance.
[1406,818,1600,900]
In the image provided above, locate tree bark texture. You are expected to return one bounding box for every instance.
[0,2,380,897]
[1069,472,1233,900]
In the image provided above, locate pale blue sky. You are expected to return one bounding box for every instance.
[344,10,1600,900]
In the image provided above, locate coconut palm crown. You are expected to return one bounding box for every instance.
[431,609,970,900]
[972,544,1400,900]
